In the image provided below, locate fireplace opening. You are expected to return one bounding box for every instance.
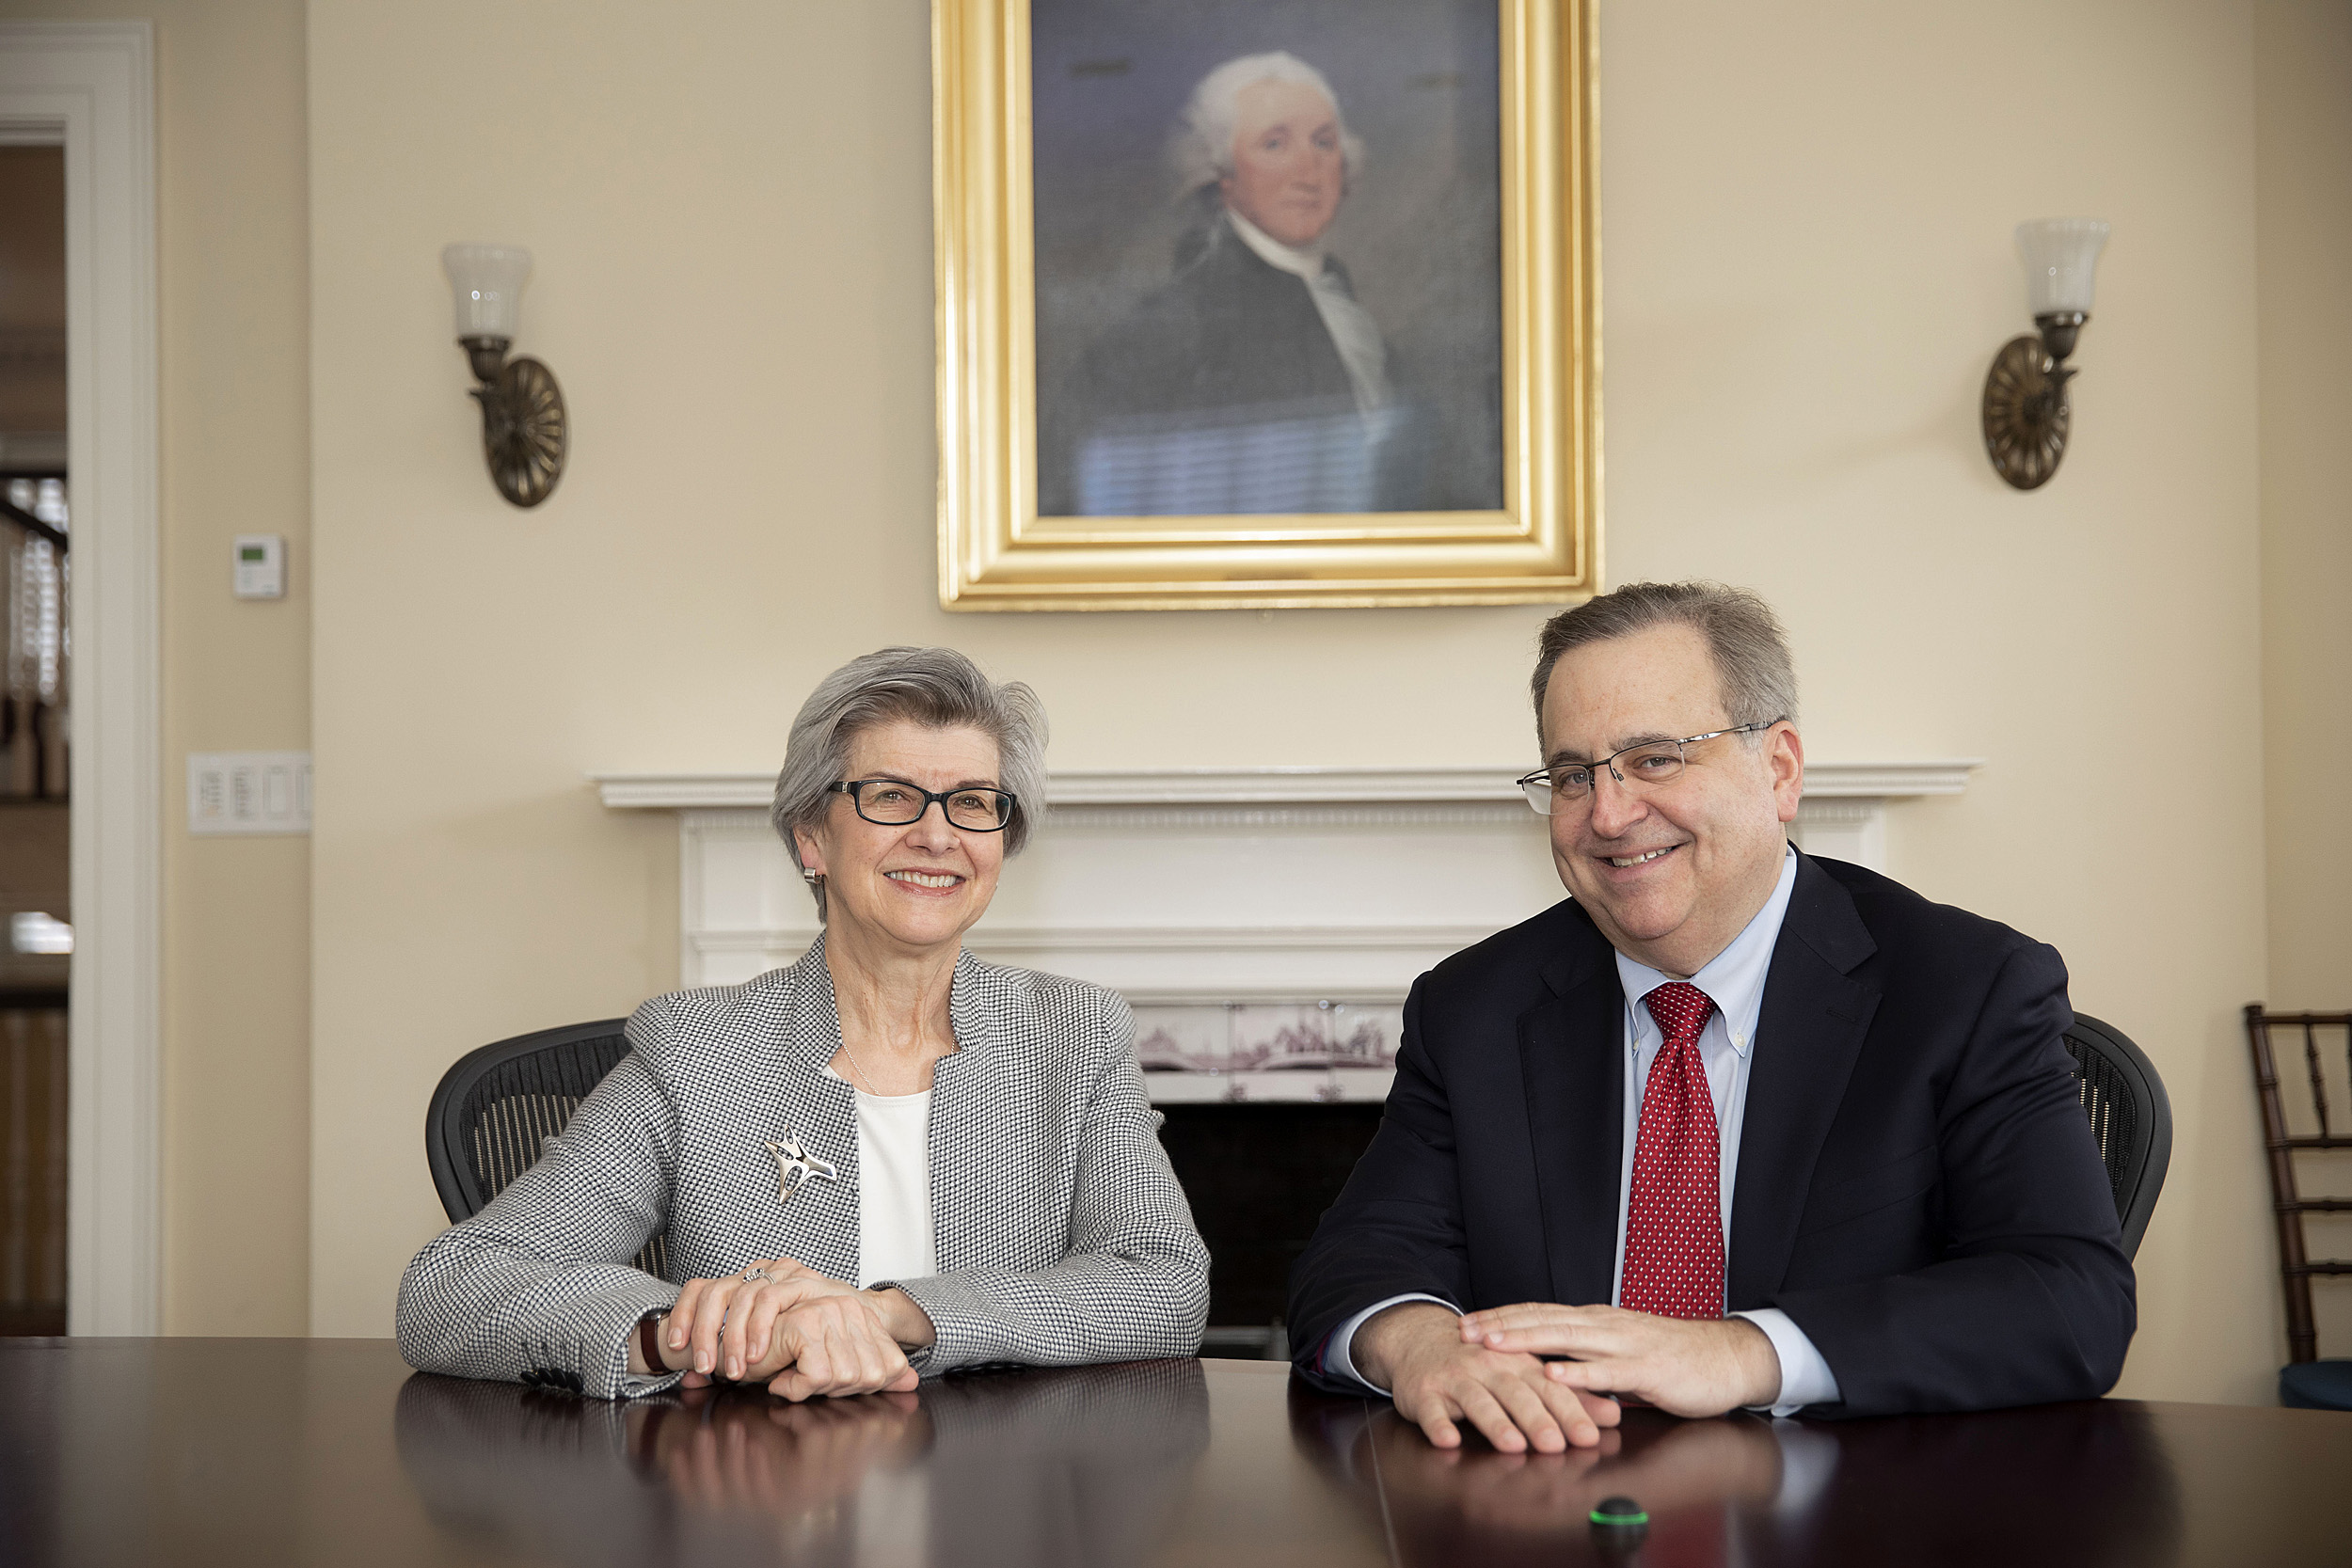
[1156,1101,1384,1360]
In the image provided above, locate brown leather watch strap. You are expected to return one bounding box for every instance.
[637,1311,668,1377]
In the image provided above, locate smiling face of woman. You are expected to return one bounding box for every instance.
[1219,78,1345,248]
[793,719,1009,958]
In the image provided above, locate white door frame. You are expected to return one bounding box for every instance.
[0,22,161,1335]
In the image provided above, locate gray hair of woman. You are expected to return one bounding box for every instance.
[1168,50,1366,198]
[771,647,1049,916]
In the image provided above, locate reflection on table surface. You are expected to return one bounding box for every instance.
[5,1340,2351,1567]
[400,1359,2187,1568]
[397,1358,1214,1568]
[1290,1387,2187,1568]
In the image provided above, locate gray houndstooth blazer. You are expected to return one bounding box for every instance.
[396,940,1210,1400]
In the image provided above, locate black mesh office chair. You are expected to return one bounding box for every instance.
[425,1009,2169,1302]
[2060,1012,2172,1262]
[424,1018,671,1280]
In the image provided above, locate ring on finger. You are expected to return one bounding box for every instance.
[741,1267,774,1285]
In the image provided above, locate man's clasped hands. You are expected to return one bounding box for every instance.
[632,1258,935,1402]
[1351,1298,1787,1454]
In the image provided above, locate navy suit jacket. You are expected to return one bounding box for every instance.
[1286,852,2136,1417]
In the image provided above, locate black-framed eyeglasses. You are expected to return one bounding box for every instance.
[828,778,1018,832]
[1515,720,1786,815]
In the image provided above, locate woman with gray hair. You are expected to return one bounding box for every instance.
[397,647,1209,1401]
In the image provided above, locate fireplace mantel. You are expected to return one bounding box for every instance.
[594,761,1979,813]
[597,761,1976,1101]
[597,761,1976,987]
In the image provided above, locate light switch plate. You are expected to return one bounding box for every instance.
[187,752,310,835]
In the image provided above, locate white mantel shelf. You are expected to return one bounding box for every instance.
[615,761,1981,1092]
[590,761,1983,812]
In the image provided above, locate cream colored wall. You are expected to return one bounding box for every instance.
[2256,0,2352,1363]
[0,0,315,1333]
[2256,0,2352,1003]
[299,0,2280,1402]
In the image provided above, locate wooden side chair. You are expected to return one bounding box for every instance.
[2243,1005,2352,1410]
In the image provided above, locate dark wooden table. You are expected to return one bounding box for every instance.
[2,1339,2346,1566]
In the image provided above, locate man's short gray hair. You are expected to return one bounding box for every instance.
[1169,50,1365,198]
[1529,581,1800,741]
[771,647,1049,915]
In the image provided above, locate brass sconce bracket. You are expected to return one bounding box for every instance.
[1982,311,2089,492]
[459,334,567,508]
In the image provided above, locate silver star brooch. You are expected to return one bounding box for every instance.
[764,1133,838,1204]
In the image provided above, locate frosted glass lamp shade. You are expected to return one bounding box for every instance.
[442,244,532,340]
[2015,219,2108,317]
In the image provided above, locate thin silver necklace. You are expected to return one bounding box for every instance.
[840,1035,949,1097]
[838,1035,882,1096]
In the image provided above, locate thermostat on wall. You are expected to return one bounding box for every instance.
[233,534,285,599]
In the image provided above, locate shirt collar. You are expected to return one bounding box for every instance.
[1613,844,1800,1057]
[1224,205,1327,282]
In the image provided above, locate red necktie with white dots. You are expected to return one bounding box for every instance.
[1621,981,1724,1319]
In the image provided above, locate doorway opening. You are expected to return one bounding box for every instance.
[0,141,70,1337]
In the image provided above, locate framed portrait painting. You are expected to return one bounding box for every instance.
[935,0,1598,610]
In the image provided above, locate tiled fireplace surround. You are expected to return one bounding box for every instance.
[600,763,1974,1340]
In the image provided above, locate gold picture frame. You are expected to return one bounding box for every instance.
[935,0,1599,611]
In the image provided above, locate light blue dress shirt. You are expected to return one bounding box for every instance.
[1327,846,1844,1416]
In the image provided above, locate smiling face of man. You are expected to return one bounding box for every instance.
[1537,623,1804,977]
[1219,78,1345,248]
[793,718,1008,959]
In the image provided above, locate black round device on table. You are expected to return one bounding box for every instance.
[1590,1494,1650,1548]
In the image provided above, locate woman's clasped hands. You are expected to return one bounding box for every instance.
[660,1258,930,1401]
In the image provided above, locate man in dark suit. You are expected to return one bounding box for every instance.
[1288,581,2134,1452]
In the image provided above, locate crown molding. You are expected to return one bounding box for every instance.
[596,759,1981,811]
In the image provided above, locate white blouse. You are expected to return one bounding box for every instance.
[848,1083,937,1287]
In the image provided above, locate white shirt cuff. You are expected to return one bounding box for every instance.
[1734,1307,1841,1415]
[1326,1293,1459,1394]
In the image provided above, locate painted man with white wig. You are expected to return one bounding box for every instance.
[1044,51,1428,517]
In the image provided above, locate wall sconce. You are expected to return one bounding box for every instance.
[441,244,568,508]
[1981,218,2109,490]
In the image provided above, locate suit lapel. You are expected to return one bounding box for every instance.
[1518,933,1628,1308]
[925,949,999,1275]
[739,943,861,1283]
[1726,854,1881,1307]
